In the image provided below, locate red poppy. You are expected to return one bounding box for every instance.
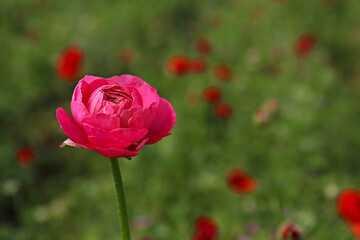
[213,64,233,82]
[293,32,317,57]
[193,216,218,240]
[167,55,190,75]
[16,147,35,165]
[190,58,207,73]
[337,189,360,237]
[214,102,232,120]
[194,38,212,55]
[119,47,136,64]
[203,86,222,104]
[56,45,83,82]
[226,168,256,193]
[279,223,301,240]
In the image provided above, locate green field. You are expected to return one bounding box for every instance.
[1,0,360,239]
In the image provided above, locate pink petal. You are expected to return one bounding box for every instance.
[128,102,158,129]
[56,108,92,149]
[71,101,89,124]
[92,146,139,158]
[145,98,176,144]
[120,105,142,127]
[72,76,108,103]
[60,139,87,149]
[82,123,147,147]
[82,113,120,132]
[126,138,149,152]
[108,75,159,108]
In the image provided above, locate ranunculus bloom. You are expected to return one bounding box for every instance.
[56,75,176,158]
[226,168,256,194]
[337,189,360,238]
[190,58,207,74]
[214,102,232,120]
[213,64,233,82]
[293,32,317,57]
[194,38,212,55]
[279,223,301,240]
[56,45,83,82]
[167,55,190,75]
[193,216,218,240]
[203,86,222,104]
[16,147,35,165]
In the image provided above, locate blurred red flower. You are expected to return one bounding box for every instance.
[190,58,207,73]
[213,64,233,82]
[214,102,232,120]
[203,86,222,104]
[279,223,301,240]
[167,55,190,75]
[56,45,83,82]
[337,189,360,238]
[226,168,256,194]
[119,47,136,64]
[16,147,35,165]
[193,216,218,240]
[293,32,317,57]
[194,38,212,55]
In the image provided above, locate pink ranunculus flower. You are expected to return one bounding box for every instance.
[56,75,176,158]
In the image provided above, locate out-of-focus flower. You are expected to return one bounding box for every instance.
[167,55,190,75]
[244,47,261,66]
[203,86,222,104]
[190,58,207,74]
[226,168,256,194]
[119,47,136,65]
[131,214,155,231]
[194,38,212,55]
[56,75,176,158]
[16,147,35,165]
[293,32,317,57]
[56,45,84,82]
[214,102,232,120]
[253,108,268,126]
[263,97,280,115]
[337,189,360,238]
[278,223,301,240]
[246,220,260,235]
[193,216,218,240]
[213,64,233,82]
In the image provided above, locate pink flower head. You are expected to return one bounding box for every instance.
[56,75,176,158]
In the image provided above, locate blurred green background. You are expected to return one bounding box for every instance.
[1,0,360,239]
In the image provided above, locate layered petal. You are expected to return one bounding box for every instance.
[56,108,92,149]
[71,101,89,124]
[145,98,176,144]
[92,146,139,158]
[82,123,147,148]
[82,113,121,132]
[108,75,159,108]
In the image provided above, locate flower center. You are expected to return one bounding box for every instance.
[102,87,132,104]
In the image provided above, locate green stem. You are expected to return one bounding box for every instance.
[109,158,131,240]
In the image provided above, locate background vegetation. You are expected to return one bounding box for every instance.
[1,0,360,239]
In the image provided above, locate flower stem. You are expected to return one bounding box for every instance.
[109,157,131,240]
